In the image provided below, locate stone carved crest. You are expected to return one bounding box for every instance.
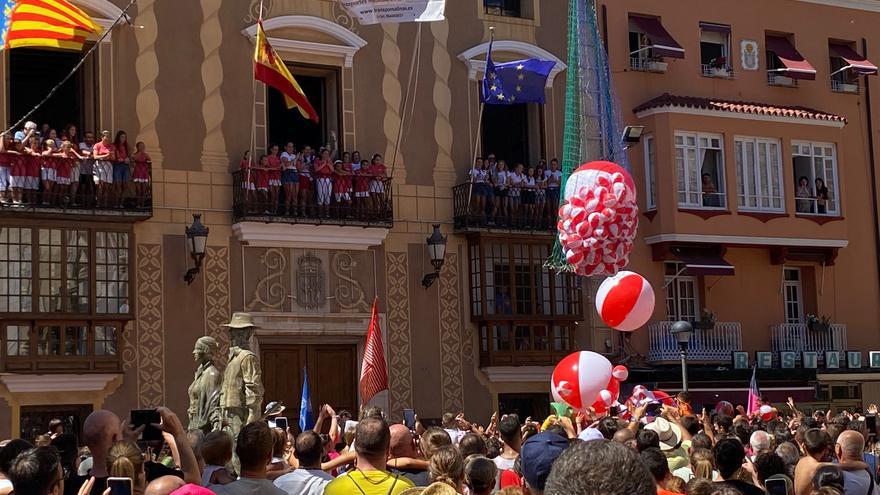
[296,252,326,309]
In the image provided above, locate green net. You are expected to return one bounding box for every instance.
[546,0,585,271]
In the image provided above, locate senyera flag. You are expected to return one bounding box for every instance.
[1,0,102,51]
[253,21,318,123]
[341,0,445,25]
[360,298,388,405]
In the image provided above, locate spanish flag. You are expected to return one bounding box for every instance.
[1,0,102,51]
[254,21,319,123]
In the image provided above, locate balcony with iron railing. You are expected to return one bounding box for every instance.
[232,170,393,228]
[700,64,734,79]
[767,72,798,87]
[630,57,668,73]
[0,154,152,221]
[831,73,859,94]
[771,323,847,357]
[647,320,743,362]
[452,182,557,234]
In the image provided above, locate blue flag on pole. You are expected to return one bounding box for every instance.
[299,366,314,432]
[481,38,555,105]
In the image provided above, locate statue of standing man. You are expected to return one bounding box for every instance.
[219,312,264,442]
[187,336,221,433]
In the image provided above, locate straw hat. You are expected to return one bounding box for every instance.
[644,417,682,451]
[222,312,258,329]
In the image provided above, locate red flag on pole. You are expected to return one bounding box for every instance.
[746,366,761,416]
[360,298,388,405]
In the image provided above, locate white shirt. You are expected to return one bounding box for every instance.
[274,468,334,495]
[280,152,298,169]
[493,456,516,471]
[210,478,286,495]
[469,168,486,183]
[546,170,562,188]
[492,169,508,187]
[524,176,536,189]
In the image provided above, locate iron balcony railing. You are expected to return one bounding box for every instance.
[771,323,847,354]
[647,320,742,362]
[231,169,393,227]
[452,182,557,233]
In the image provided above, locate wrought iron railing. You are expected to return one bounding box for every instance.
[452,182,557,233]
[231,169,393,227]
[647,321,742,362]
[771,323,847,354]
[767,72,798,86]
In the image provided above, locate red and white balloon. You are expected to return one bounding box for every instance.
[557,161,639,277]
[551,351,613,411]
[595,271,655,332]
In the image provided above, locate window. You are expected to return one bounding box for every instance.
[665,263,699,321]
[783,268,803,323]
[829,45,860,92]
[469,238,581,367]
[675,132,726,209]
[484,0,521,17]
[644,135,657,210]
[0,224,131,373]
[792,141,839,216]
[734,137,783,212]
[699,23,731,77]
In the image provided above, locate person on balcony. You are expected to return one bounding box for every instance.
[54,141,85,206]
[796,176,814,214]
[280,142,299,217]
[815,178,829,215]
[701,173,719,208]
[332,159,351,217]
[535,162,547,227]
[39,138,58,205]
[0,133,14,205]
[112,131,131,208]
[78,132,96,208]
[353,158,370,218]
[314,149,334,218]
[132,142,152,209]
[255,154,271,213]
[266,144,282,215]
[239,150,256,211]
[369,153,387,217]
[5,135,25,206]
[490,159,508,224]
[297,149,313,217]
[469,157,488,220]
[13,121,36,145]
[92,131,115,208]
[522,166,537,225]
[508,163,525,225]
[342,151,354,201]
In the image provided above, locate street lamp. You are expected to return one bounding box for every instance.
[421,224,447,289]
[184,214,209,285]
[670,320,694,392]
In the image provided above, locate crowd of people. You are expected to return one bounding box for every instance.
[466,154,562,229]
[0,121,152,209]
[238,133,390,220]
[1,393,878,495]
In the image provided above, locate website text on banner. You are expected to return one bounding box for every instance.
[341,0,445,24]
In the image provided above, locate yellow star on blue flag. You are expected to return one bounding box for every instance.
[481,37,555,105]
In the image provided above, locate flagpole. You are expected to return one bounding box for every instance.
[389,22,423,181]
[247,0,265,197]
[465,26,494,219]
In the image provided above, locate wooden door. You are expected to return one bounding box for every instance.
[260,344,357,431]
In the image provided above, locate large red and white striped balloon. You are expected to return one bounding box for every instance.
[550,351,613,411]
[595,271,655,332]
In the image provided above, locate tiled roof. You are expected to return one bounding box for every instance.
[633,93,847,124]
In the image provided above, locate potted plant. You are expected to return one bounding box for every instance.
[693,308,716,330]
[647,56,668,72]
[806,314,831,332]
[709,56,729,77]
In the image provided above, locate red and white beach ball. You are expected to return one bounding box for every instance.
[759,405,777,422]
[595,271,655,332]
[550,351,613,411]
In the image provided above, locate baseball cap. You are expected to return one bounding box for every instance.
[521,431,569,491]
[578,427,604,442]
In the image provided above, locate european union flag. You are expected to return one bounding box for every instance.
[481,39,555,105]
[299,366,314,432]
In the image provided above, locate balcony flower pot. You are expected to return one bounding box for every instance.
[808,322,830,332]
[711,67,730,77]
[693,320,715,331]
[647,60,668,72]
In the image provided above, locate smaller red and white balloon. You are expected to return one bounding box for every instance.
[550,351,629,414]
[557,161,639,277]
[595,271,655,332]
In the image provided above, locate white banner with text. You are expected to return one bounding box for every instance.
[341,0,446,25]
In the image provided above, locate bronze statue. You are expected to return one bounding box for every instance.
[187,336,221,433]
[219,312,264,442]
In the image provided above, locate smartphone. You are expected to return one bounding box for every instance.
[765,477,790,495]
[646,402,662,417]
[108,477,133,495]
[609,406,620,417]
[275,417,288,430]
[403,408,416,430]
[867,415,877,435]
[130,409,162,443]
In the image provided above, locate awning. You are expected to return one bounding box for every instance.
[699,22,730,34]
[830,43,879,75]
[670,247,735,276]
[630,15,684,59]
[766,36,816,80]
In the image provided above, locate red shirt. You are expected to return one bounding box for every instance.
[266,155,281,171]
[371,163,386,178]
[314,160,332,178]
[93,142,113,160]
[114,143,129,161]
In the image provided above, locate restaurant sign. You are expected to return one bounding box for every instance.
[731,351,880,370]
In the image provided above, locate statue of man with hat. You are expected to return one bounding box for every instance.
[187,335,222,433]
[219,312,264,442]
